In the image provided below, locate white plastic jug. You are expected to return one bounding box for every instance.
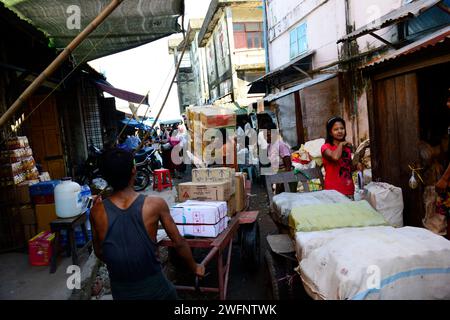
[55,178,83,218]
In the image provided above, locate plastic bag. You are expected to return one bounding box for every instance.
[304,139,325,159]
[92,178,108,191]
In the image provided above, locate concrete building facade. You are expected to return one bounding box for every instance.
[198,0,266,108]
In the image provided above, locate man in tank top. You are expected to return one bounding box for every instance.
[90,148,205,300]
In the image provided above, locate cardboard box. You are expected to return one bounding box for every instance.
[0,181,36,204]
[171,204,222,225]
[183,200,227,218]
[192,167,236,194]
[228,194,237,217]
[178,181,232,202]
[235,173,246,213]
[200,108,237,128]
[176,217,229,238]
[16,182,35,204]
[35,204,57,232]
[28,231,54,266]
[20,205,36,225]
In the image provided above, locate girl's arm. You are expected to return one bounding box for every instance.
[323,142,348,162]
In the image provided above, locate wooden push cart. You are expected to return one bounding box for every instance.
[159,211,259,300]
[159,180,260,300]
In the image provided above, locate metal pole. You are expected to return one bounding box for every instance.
[0,0,124,128]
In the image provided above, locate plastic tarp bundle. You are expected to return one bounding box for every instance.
[289,200,388,233]
[296,226,450,300]
[1,0,183,62]
[271,190,350,227]
[365,182,404,227]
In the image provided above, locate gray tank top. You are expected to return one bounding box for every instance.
[102,194,161,283]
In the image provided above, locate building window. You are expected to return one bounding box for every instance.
[233,22,263,49]
[290,23,307,60]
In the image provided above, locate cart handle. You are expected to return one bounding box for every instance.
[201,246,219,266]
[195,272,210,294]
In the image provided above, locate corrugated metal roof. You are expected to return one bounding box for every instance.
[338,0,442,43]
[1,0,184,62]
[264,73,337,102]
[362,25,450,69]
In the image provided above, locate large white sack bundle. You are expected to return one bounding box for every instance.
[297,226,450,300]
[364,182,404,227]
[272,190,351,226]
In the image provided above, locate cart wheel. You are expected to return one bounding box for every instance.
[240,222,261,271]
[264,250,300,300]
[265,250,280,300]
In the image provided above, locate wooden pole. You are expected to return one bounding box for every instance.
[0,0,124,128]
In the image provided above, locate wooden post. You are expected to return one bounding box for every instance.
[0,0,124,129]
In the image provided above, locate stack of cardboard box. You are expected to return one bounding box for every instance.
[171,201,230,238]
[186,106,237,163]
[175,167,239,238]
[0,136,39,188]
[178,167,236,216]
[29,181,61,233]
[0,137,41,244]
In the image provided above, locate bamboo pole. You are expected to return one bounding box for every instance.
[0,0,124,128]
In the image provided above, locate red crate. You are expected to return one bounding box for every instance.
[28,231,55,266]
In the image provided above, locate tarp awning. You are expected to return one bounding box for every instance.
[95,80,149,105]
[121,118,150,131]
[361,25,450,69]
[338,0,443,43]
[1,0,184,62]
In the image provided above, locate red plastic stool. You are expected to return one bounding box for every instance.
[153,169,173,192]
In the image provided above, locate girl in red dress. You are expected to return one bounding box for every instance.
[321,117,363,198]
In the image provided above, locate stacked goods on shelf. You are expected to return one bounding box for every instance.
[0,136,40,250]
[171,201,230,238]
[0,137,39,188]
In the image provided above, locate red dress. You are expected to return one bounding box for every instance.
[321,143,355,196]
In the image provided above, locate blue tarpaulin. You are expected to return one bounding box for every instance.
[121,118,151,131]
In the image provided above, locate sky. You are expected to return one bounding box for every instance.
[88,0,211,121]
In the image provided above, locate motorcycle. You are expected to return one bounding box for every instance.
[133,144,163,192]
[78,144,104,186]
